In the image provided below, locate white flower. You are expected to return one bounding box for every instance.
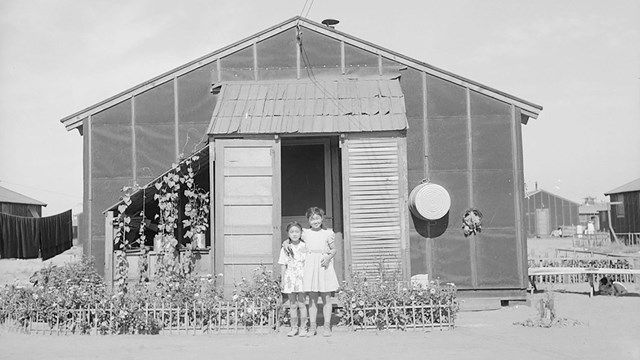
[430,288,436,294]
[232,294,239,301]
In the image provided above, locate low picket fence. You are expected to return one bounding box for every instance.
[340,300,455,331]
[1,300,456,335]
[528,257,638,284]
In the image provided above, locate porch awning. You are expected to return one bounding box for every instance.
[207,75,408,135]
[105,144,209,214]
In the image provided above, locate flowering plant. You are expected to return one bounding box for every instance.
[336,271,458,330]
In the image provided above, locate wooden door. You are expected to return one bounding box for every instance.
[342,136,409,281]
[214,139,281,292]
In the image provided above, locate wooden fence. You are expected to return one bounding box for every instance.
[341,300,455,331]
[528,257,638,285]
[1,300,456,335]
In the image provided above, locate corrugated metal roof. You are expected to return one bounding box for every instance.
[0,186,47,206]
[524,188,579,205]
[604,177,640,195]
[207,76,407,135]
[579,203,608,214]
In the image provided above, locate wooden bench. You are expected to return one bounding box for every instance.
[528,267,640,297]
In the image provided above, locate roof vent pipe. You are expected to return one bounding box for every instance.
[321,19,339,28]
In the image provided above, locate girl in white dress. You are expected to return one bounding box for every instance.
[278,221,308,337]
[301,207,339,337]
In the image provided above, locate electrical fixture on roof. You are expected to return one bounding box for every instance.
[321,19,339,28]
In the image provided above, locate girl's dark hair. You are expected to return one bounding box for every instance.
[305,207,325,219]
[599,277,609,285]
[286,221,303,233]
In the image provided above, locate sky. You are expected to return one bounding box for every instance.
[1,0,639,216]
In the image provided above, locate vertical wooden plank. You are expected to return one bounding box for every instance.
[272,137,282,271]
[173,77,179,160]
[422,71,433,278]
[340,136,352,281]
[340,40,345,74]
[131,95,137,184]
[214,140,225,278]
[331,137,344,282]
[209,144,216,276]
[466,87,478,288]
[296,33,301,80]
[511,105,526,287]
[86,115,93,259]
[253,42,259,81]
[104,211,114,286]
[397,136,410,281]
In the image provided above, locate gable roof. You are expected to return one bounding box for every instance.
[208,76,407,135]
[0,186,47,206]
[60,16,543,132]
[525,189,579,206]
[604,177,640,195]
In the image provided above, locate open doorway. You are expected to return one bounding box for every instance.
[280,137,344,278]
[281,138,333,231]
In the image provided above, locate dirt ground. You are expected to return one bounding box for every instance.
[2,238,640,359]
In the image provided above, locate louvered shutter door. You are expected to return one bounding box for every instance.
[342,137,408,280]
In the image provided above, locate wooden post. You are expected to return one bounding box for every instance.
[209,143,216,277]
[104,211,114,286]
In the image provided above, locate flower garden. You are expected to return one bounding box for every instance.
[0,257,458,335]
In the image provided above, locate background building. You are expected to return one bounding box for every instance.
[605,177,640,245]
[0,185,46,217]
[525,188,579,237]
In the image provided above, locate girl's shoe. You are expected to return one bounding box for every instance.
[287,326,299,337]
[307,323,317,337]
[323,324,332,337]
[298,327,308,337]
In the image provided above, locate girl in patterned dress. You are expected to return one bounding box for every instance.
[278,221,308,337]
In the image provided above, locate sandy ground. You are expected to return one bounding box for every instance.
[2,288,639,360]
[2,238,640,359]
